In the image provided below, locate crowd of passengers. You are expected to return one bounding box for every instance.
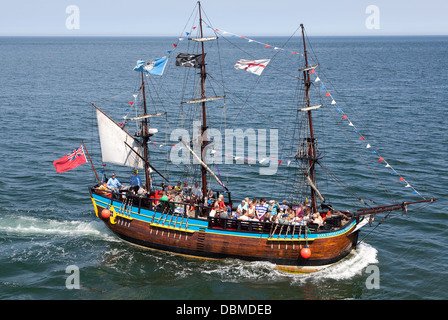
[159,181,335,228]
[99,173,338,227]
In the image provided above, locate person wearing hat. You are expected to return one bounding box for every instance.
[129,169,142,193]
[107,173,122,192]
[237,199,248,212]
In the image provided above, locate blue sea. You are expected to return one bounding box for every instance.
[0,34,447,301]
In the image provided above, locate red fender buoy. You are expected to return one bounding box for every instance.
[101,208,111,219]
[301,247,311,259]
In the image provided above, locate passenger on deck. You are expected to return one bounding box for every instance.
[107,173,123,192]
[247,202,256,218]
[311,212,324,226]
[232,208,242,219]
[255,199,267,221]
[292,201,299,211]
[182,182,191,195]
[174,190,183,204]
[174,181,182,192]
[238,200,248,212]
[268,200,280,216]
[209,203,217,217]
[280,200,289,212]
[129,169,142,193]
[191,182,202,199]
[237,209,252,221]
[217,194,228,218]
[295,204,305,219]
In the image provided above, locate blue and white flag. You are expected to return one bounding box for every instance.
[134,57,168,76]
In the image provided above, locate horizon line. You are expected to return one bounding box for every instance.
[1,33,448,37]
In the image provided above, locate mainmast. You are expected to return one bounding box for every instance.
[300,24,318,213]
[140,72,151,192]
[198,1,208,200]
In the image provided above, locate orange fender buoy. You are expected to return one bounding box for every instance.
[301,247,311,259]
[101,208,111,219]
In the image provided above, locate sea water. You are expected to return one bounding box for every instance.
[0,35,447,300]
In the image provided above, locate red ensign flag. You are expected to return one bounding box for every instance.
[53,145,87,173]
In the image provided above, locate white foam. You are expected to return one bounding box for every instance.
[0,214,115,241]
[198,242,378,283]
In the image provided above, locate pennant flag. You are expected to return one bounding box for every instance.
[172,43,177,47]
[234,59,271,76]
[378,157,384,162]
[315,77,320,83]
[53,145,87,173]
[398,177,404,181]
[366,144,371,148]
[359,136,365,140]
[175,53,205,68]
[128,101,134,105]
[134,57,168,76]
[331,99,336,105]
[342,115,347,119]
[325,92,331,97]
[310,69,315,74]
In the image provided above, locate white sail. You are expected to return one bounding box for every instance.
[95,107,144,169]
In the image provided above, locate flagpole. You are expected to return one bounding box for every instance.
[82,140,100,184]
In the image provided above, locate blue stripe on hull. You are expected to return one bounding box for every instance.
[91,193,357,241]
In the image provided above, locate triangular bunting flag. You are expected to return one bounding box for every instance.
[325,92,331,97]
[378,157,384,162]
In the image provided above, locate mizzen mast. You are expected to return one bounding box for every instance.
[300,24,318,213]
[198,1,208,200]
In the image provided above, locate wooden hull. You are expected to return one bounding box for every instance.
[90,191,360,273]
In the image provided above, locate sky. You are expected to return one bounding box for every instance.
[0,0,447,36]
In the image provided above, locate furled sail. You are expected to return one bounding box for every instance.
[93,104,144,169]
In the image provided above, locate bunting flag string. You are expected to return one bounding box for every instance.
[310,68,423,198]
[204,24,310,59]
[124,24,423,198]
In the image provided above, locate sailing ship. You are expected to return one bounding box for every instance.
[87,2,437,273]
